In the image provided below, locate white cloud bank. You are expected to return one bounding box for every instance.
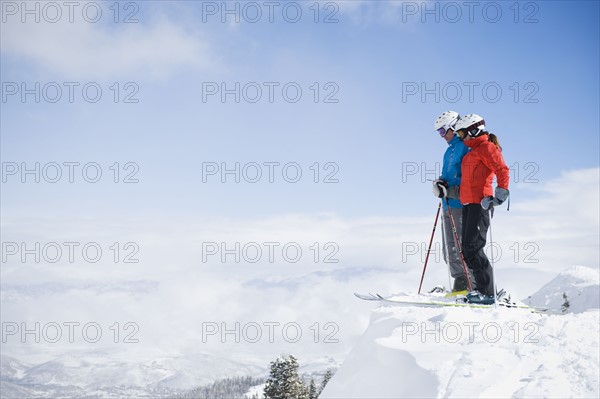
[1,167,598,385]
[1,8,215,80]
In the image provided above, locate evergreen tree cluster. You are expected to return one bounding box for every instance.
[180,375,265,399]
[263,354,334,399]
[179,355,334,399]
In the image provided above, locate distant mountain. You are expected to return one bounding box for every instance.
[526,265,600,313]
[0,350,337,398]
[1,356,30,380]
[0,351,263,398]
[244,266,400,290]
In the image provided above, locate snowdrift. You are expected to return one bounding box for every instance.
[321,267,600,398]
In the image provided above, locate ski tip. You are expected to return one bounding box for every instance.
[354,292,378,301]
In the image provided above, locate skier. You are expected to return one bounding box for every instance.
[453,114,509,304]
[432,111,473,294]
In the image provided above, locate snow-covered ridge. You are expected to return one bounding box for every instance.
[526,265,600,313]
[321,306,599,398]
[0,351,264,398]
[321,266,600,398]
[0,351,337,398]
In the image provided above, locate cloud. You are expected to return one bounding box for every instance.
[335,0,428,26]
[1,11,215,80]
[518,167,600,225]
[2,168,598,284]
[2,168,598,376]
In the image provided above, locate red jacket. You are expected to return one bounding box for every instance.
[460,135,510,204]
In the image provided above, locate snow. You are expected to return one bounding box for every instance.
[245,383,266,398]
[321,266,600,398]
[0,356,29,380]
[526,265,600,313]
[0,350,263,398]
[322,306,599,398]
[3,267,598,397]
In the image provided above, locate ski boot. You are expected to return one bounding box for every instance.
[450,276,469,297]
[466,290,495,305]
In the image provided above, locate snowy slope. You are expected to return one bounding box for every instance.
[0,356,29,380]
[245,383,266,398]
[321,305,599,398]
[321,267,600,398]
[0,351,335,398]
[0,351,264,398]
[526,265,600,313]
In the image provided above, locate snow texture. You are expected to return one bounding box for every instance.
[0,351,262,398]
[321,267,600,398]
[245,383,266,398]
[2,267,598,398]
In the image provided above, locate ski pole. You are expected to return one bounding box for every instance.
[488,213,498,308]
[444,198,473,291]
[418,201,442,294]
[440,214,453,291]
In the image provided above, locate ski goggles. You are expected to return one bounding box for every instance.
[467,121,485,137]
[467,127,482,137]
[465,121,486,137]
[437,126,452,137]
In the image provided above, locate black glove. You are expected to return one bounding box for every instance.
[432,179,448,198]
[446,185,460,200]
[481,187,510,210]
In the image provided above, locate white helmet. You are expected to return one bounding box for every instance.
[434,111,460,133]
[454,114,486,137]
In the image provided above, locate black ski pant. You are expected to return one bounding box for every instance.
[461,203,494,296]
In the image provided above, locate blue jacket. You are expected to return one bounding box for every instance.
[441,135,469,209]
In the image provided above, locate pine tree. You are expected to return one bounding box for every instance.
[181,376,264,398]
[562,292,570,313]
[264,357,283,399]
[264,354,308,399]
[318,369,334,396]
[308,379,318,399]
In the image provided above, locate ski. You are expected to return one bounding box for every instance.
[354,292,562,314]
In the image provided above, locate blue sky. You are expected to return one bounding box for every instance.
[1,0,599,376]
[2,0,599,220]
